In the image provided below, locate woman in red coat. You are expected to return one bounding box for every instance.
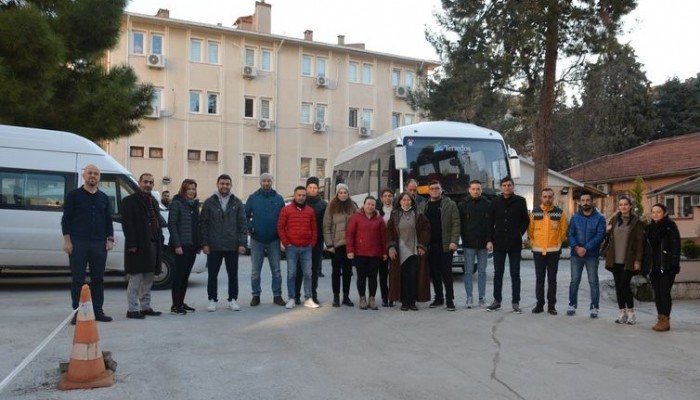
[346,196,387,310]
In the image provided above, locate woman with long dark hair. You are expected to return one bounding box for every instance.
[386,192,430,311]
[322,184,357,307]
[167,179,201,314]
[645,203,681,331]
[604,196,645,325]
[378,188,394,307]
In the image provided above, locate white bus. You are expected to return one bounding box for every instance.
[332,121,520,203]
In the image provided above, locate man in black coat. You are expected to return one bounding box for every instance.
[122,173,165,319]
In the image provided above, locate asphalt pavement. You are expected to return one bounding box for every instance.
[1,256,699,400]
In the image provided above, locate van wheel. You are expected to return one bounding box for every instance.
[153,251,174,290]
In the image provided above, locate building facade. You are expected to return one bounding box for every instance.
[105,3,437,200]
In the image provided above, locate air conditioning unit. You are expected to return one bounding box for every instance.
[595,183,609,193]
[691,195,700,207]
[395,86,408,98]
[146,54,165,68]
[316,76,328,88]
[242,65,256,79]
[358,126,370,137]
[313,121,326,133]
[145,105,160,119]
[257,119,272,130]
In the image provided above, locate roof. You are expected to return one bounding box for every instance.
[560,132,700,183]
[648,173,700,195]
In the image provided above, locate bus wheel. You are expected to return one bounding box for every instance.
[152,251,174,290]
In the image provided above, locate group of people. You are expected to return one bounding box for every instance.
[62,166,682,332]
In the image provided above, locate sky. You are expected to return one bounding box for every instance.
[125,0,700,86]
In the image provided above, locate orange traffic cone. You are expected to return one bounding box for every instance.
[58,284,114,390]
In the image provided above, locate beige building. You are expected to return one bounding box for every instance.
[104,2,437,200]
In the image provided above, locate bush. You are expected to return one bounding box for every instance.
[682,240,700,259]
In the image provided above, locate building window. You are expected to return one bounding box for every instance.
[317,57,327,77]
[348,62,358,82]
[243,154,254,175]
[301,55,312,76]
[207,92,219,114]
[681,195,693,217]
[316,104,327,124]
[301,102,312,124]
[187,150,201,161]
[244,97,254,118]
[404,114,414,126]
[391,69,401,88]
[190,39,202,62]
[149,147,163,158]
[245,47,255,66]
[189,91,201,113]
[131,31,145,55]
[151,88,163,114]
[391,113,401,129]
[260,98,271,119]
[316,158,326,179]
[300,157,312,178]
[664,196,675,216]
[405,71,415,88]
[130,146,144,158]
[207,41,219,64]
[150,34,163,55]
[206,151,219,162]
[348,108,358,128]
[362,109,373,129]
[261,49,272,71]
[362,63,373,84]
[260,154,271,174]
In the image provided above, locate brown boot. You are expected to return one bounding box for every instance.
[368,296,378,310]
[652,315,670,332]
[359,296,368,310]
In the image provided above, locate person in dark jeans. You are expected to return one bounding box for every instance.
[646,203,681,332]
[168,179,201,314]
[62,164,115,324]
[487,177,529,313]
[419,180,460,311]
[295,177,327,305]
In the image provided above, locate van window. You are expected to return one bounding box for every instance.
[98,174,138,219]
[0,169,70,210]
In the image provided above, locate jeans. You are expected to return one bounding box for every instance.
[207,251,239,302]
[427,246,454,301]
[250,238,282,297]
[463,248,487,301]
[611,264,634,309]
[296,242,321,299]
[569,255,600,309]
[533,251,560,308]
[355,256,380,297]
[171,246,197,308]
[127,272,154,312]
[286,245,312,299]
[493,249,521,304]
[69,238,107,313]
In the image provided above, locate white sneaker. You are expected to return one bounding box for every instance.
[285,298,296,309]
[466,297,473,309]
[207,300,217,312]
[304,298,320,309]
[626,310,637,325]
[228,299,240,311]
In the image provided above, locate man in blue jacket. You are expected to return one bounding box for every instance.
[567,192,606,318]
[245,173,286,307]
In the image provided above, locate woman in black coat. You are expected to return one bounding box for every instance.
[645,203,681,332]
[168,179,201,314]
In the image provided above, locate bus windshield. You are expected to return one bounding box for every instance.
[404,137,509,196]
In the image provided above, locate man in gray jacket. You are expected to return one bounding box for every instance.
[200,174,247,312]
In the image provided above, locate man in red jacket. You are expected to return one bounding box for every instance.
[277,186,318,309]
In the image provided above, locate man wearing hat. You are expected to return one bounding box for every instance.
[245,173,286,307]
[295,177,327,305]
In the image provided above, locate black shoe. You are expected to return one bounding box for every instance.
[273,296,286,306]
[401,304,409,311]
[312,297,320,306]
[382,300,389,307]
[446,300,456,311]
[342,297,354,307]
[429,299,444,308]
[126,311,145,319]
[95,312,113,322]
[294,297,301,305]
[171,307,187,315]
[409,304,418,311]
[70,312,77,325]
[548,308,558,315]
[140,308,162,316]
[486,301,502,312]
[388,301,394,307]
[532,306,544,314]
[332,295,340,308]
[250,296,260,307]
[319,272,325,277]
[182,303,196,312]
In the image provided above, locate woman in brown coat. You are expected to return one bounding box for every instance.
[387,192,431,311]
[323,184,358,307]
[604,196,645,324]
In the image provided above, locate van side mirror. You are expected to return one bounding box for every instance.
[508,147,521,179]
[394,145,407,170]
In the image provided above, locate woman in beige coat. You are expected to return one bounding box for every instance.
[323,184,358,307]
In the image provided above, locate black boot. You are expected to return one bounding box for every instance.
[332,294,340,308]
[342,295,354,307]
